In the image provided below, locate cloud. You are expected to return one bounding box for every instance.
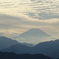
[0,13,59,40]
[0,0,59,14]
[26,12,59,20]
[0,0,59,44]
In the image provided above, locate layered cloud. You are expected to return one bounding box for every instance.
[0,0,59,43]
[0,14,59,38]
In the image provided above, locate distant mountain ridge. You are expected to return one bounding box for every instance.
[1,39,59,58]
[1,43,32,54]
[33,39,59,58]
[0,30,59,58]
[0,36,33,50]
[20,43,34,47]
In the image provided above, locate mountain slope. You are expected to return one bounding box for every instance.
[1,43,32,54]
[0,36,19,50]
[33,39,59,58]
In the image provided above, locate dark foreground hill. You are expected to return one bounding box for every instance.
[0,52,52,59]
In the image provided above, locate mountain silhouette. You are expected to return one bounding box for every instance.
[0,52,52,59]
[13,28,52,44]
[0,36,19,50]
[33,39,59,58]
[1,43,32,54]
[1,39,59,58]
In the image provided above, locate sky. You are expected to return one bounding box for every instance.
[0,0,59,43]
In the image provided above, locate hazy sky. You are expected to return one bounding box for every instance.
[0,0,59,43]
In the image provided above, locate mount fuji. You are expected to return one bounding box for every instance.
[13,28,53,44]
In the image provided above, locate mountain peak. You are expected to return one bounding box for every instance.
[27,28,44,32]
[14,28,53,44]
[20,28,51,37]
[28,28,46,32]
[29,28,41,30]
